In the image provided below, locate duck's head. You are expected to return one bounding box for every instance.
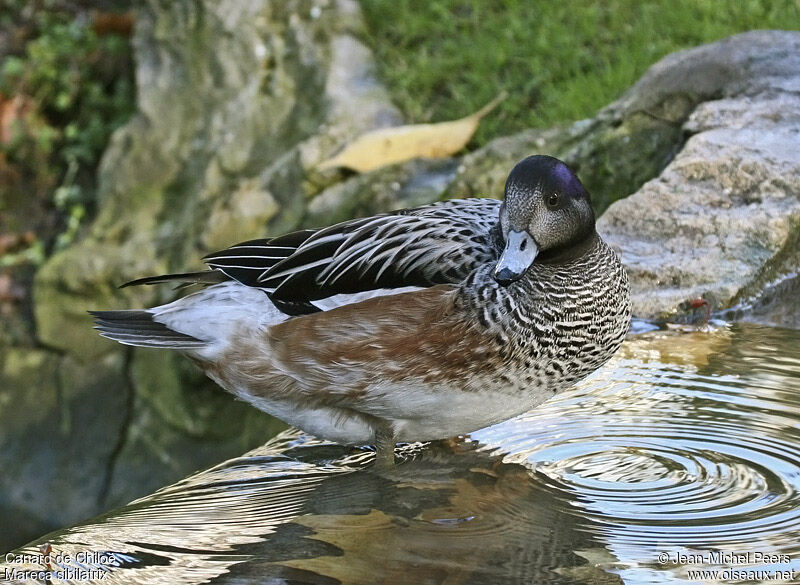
[494,155,596,285]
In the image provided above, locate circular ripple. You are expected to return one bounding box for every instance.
[474,328,800,564]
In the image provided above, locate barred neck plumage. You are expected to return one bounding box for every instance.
[458,234,629,337]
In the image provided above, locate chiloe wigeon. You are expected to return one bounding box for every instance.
[91,155,631,467]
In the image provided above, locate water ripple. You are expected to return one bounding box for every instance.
[475,325,800,580]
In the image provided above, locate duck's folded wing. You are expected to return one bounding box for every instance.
[204,198,502,303]
[263,285,484,401]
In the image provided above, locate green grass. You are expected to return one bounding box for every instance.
[360,0,800,146]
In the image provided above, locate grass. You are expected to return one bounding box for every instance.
[360,0,800,146]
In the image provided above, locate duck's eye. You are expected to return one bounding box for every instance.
[546,193,560,208]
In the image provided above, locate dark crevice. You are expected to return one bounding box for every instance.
[98,346,136,507]
[629,107,685,126]
[32,338,68,356]
[54,354,67,435]
[729,218,800,308]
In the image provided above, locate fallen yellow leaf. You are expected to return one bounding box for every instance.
[318,92,507,173]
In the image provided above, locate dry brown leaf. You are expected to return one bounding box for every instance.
[0,94,35,145]
[0,231,35,256]
[92,11,135,37]
[318,92,507,173]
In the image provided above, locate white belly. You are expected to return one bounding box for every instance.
[373,379,551,442]
[223,375,550,446]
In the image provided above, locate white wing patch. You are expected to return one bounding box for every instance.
[310,287,426,312]
[151,281,287,358]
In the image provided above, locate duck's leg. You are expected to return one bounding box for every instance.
[374,423,397,469]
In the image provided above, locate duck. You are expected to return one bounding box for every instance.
[91,155,631,467]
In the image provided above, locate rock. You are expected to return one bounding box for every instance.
[305,158,459,226]
[102,350,287,506]
[0,349,127,552]
[451,126,577,200]
[0,264,36,347]
[452,98,683,215]
[34,0,403,356]
[598,31,800,323]
[10,0,402,549]
[719,272,800,328]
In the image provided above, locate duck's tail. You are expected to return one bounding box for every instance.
[89,310,207,349]
[91,281,289,355]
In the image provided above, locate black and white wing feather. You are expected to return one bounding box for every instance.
[204,198,502,303]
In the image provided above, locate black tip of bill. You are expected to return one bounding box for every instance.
[493,230,538,286]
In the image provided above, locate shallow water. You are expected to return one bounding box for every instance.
[3,323,800,584]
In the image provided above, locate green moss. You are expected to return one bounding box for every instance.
[130,350,285,441]
[0,3,135,262]
[359,0,800,147]
[0,349,129,549]
[0,349,60,429]
[568,113,684,213]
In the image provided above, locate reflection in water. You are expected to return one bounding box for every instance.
[2,438,600,585]
[3,324,800,584]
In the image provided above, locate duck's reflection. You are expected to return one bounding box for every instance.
[225,439,607,585]
[6,433,610,585]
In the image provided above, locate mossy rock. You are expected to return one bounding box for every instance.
[0,349,127,550]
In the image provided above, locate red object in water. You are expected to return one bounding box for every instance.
[688,298,711,325]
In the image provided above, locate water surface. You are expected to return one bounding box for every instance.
[3,323,800,584]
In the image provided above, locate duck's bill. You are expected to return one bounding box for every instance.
[493,230,538,285]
